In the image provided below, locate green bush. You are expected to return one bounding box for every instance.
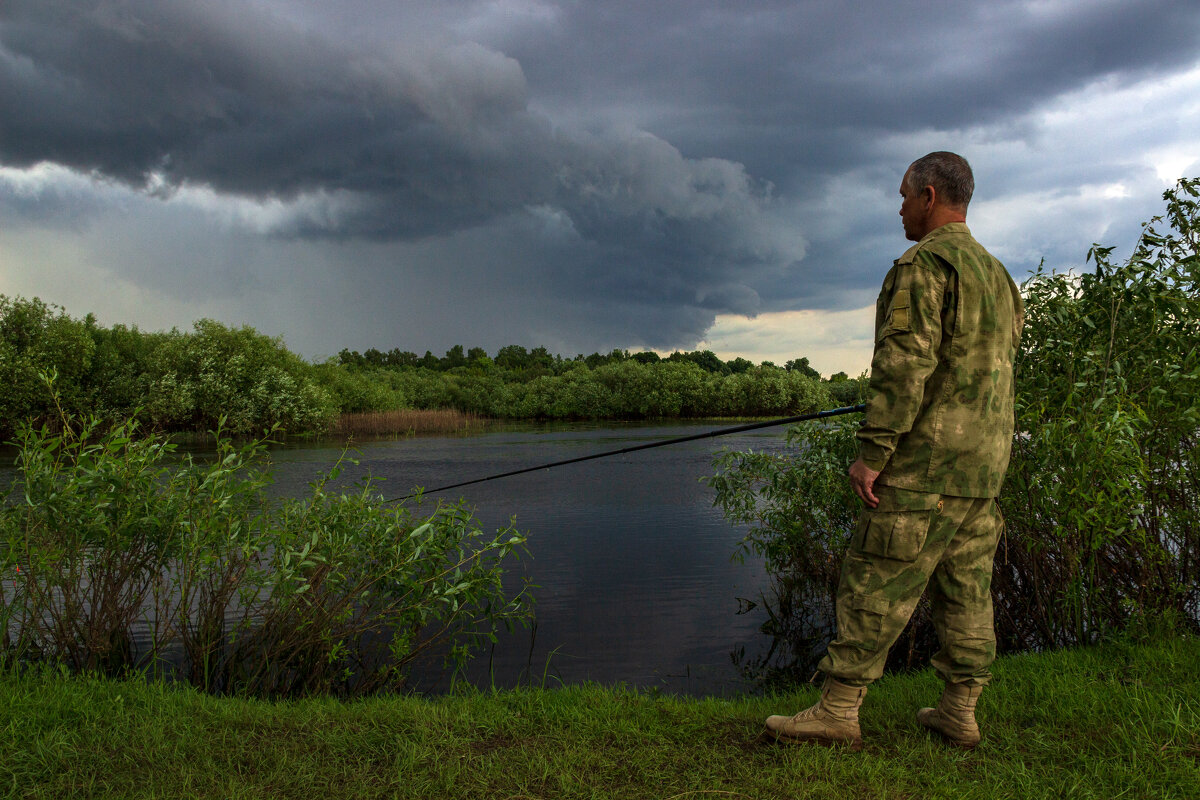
[0,304,339,436]
[709,179,1200,683]
[0,297,96,436]
[826,372,870,407]
[997,177,1200,649]
[0,401,532,697]
[311,362,407,414]
[87,324,169,421]
[709,417,866,685]
[144,320,336,435]
[323,355,831,421]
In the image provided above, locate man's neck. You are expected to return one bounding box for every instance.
[927,207,967,232]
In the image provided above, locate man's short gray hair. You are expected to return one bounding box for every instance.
[906,151,974,210]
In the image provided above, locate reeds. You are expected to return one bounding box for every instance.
[330,409,484,438]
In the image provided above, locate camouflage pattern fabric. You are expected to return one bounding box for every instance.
[818,485,1003,686]
[856,222,1024,498]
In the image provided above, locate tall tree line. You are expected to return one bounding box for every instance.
[0,296,859,437]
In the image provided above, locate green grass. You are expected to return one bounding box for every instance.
[2,637,1197,799]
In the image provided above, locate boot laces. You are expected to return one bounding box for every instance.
[790,701,824,723]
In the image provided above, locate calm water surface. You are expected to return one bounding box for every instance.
[266,421,787,695]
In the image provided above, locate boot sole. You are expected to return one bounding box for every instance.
[757,728,863,752]
[917,709,980,750]
[920,726,979,750]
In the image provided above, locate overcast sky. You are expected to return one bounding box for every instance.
[2,0,1198,375]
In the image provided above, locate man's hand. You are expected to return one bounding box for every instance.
[849,458,881,508]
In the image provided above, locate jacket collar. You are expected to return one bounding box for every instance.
[918,221,971,245]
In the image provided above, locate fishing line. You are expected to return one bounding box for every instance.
[389,403,866,503]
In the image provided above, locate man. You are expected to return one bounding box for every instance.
[764,152,1024,750]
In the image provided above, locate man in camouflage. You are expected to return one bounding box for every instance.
[764,152,1024,750]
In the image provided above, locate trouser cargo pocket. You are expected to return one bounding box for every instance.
[842,592,891,651]
[853,507,935,561]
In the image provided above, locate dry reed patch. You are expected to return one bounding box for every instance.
[332,409,485,438]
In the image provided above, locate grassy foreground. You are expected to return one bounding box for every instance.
[1,637,1197,800]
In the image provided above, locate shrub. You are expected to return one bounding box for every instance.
[997,178,1200,649]
[144,320,336,435]
[0,297,96,436]
[709,417,876,686]
[0,400,532,697]
[311,362,407,414]
[0,305,340,436]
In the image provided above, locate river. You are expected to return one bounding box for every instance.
[263,421,787,695]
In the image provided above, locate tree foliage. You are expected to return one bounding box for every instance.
[997,177,1200,648]
[0,304,337,437]
[327,350,838,421]
[0,297,96,432]
[143,320,334,435]
[1,300,845,435]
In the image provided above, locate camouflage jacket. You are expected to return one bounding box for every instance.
[857,222,1024,498]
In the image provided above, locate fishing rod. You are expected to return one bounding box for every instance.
[389,403,866,503]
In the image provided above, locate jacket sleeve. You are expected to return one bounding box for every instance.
[856,255,948,471]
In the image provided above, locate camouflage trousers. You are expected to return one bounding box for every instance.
[817,485,1004,687]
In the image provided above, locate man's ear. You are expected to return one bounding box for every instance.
[922,184,937,209]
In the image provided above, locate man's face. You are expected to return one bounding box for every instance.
[899,169,929,242]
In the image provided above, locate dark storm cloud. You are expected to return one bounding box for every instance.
[489,0,1200,172]
[0,0,809,345]
[0,0,552,232]
[475,0,1200,289]
[2,0,1199,355]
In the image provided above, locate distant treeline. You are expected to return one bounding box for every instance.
[0,295,866,437]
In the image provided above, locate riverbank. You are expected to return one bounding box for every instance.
[2,636,1196,799]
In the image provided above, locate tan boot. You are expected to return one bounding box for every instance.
[762,678,866,750]
[917,683,982,748]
